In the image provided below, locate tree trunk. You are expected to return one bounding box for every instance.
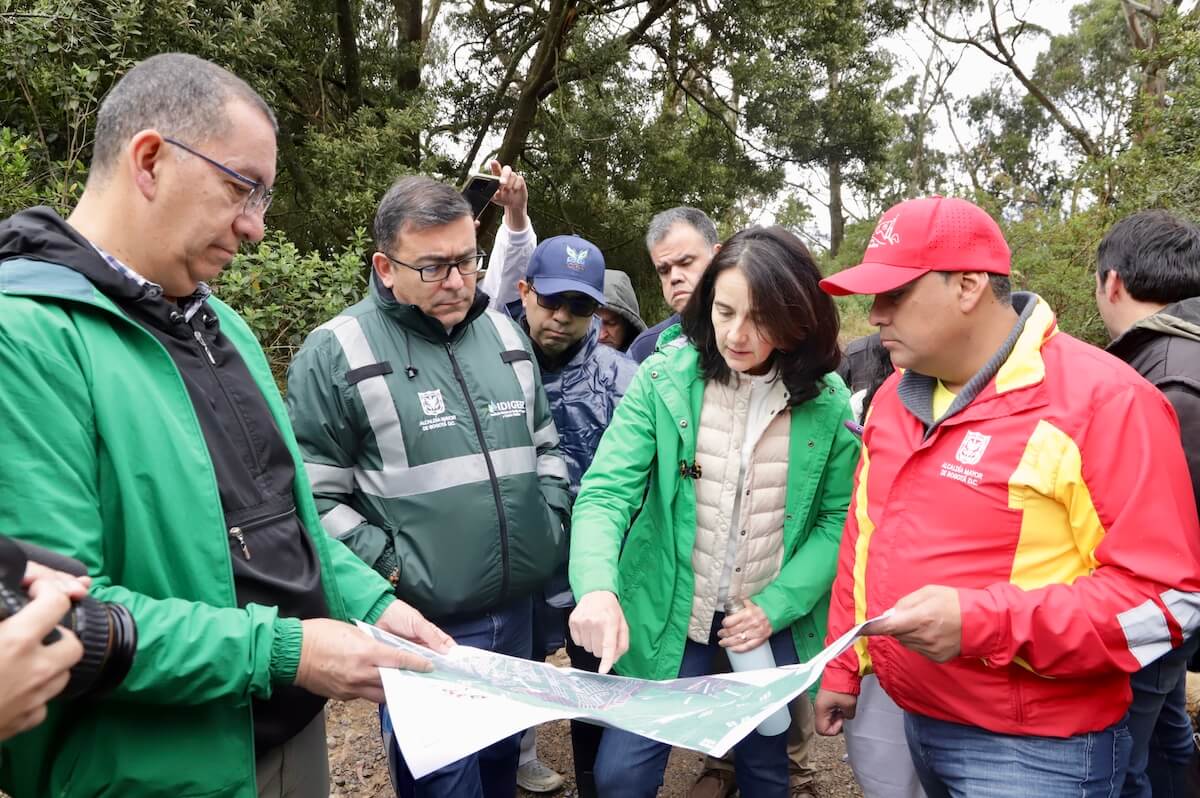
[1121,0,1169,141]
[476,0,578,234]
[394,0,423,93]
[335,0,362,110]
[391,0,424,166]
[475,0,677,236]
[829,155,845,257]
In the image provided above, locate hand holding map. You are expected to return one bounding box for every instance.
[362,611,889,778]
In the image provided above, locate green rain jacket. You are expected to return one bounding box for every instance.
[0,258,395,798]
[286,279,572,617]
[569,328,860,681]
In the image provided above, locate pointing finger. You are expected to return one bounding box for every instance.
[598,620,617,675]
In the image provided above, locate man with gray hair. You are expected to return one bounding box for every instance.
[0,52,451,798]
[287,176,572,798]
[626,206,722,362]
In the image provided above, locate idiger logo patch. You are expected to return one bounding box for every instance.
[488,399,526,420]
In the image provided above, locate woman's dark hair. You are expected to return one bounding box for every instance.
[859,334,895,416]
[681,225,842,405]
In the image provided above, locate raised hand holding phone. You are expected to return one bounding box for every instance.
[486,160,528,231]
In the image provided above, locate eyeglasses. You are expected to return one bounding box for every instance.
[163,137,274,217]
[530,283,600,317]
[382,251,487,283]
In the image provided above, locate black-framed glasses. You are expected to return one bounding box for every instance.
[382,251,486,283]
[530,283,600,317]
[163,137,273,217]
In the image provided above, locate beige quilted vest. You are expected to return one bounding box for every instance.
[688,375,791,642]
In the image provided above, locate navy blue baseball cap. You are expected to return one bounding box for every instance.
[526,235,607,305]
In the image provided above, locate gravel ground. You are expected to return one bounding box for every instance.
[327,648,865,798]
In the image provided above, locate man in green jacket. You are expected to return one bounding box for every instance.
[286,175,572,798]
[0,53,450,798]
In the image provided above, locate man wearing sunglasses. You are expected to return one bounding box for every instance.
[506,235,638,797]
[287,175,572,798]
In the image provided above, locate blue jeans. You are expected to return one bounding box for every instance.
[1122,636,1200,798]
[380,595,533,798]
[592,615,800,798]
[904,712,1132,798]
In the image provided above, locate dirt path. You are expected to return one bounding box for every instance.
[327,694,864,798]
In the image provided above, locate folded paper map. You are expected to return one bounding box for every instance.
[362,613,887,779]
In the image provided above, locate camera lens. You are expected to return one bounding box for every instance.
[0,536,138,700]
[59,597,137,700]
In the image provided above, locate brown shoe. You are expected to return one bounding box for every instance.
[687,768,737,798]
[789,780,820,798]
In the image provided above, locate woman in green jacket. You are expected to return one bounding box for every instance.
[567,226,859,798]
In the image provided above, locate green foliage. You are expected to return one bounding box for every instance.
[821,204,1111,345]
[3,0,1199,361]
[211,229,371,380]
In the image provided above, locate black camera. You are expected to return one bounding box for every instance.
[0,535,137,700]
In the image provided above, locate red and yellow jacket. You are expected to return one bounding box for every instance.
[823,295,1200,737]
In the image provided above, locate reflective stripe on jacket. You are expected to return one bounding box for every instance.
[823,294,1200,737]
[287,279,572,617]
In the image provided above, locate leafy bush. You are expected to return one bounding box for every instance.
[211,229,371,383]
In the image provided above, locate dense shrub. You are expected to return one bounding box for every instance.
[211,230,371,383]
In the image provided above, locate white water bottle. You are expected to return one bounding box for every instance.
[723,599,790,736]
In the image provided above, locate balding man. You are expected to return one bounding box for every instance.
[0,53,449,798]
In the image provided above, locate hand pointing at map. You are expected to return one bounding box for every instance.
[568,590,629,674]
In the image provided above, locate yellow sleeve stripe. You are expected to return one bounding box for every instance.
[852,445,875,675]
[1007,419,1104,593]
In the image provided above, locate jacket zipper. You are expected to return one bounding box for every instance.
[15,279,347,624]
[192,327,264,474]
[445,341,511,601]
[228,507,297,560]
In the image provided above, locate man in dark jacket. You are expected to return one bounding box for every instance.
[0,53,448,798]
[627,207,721,363]
[511,235,636,797]
[598,269,646,352]
[1096,209,1200,798]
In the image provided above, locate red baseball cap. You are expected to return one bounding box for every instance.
[819,196,1011,296]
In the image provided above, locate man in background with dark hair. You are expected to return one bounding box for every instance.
[287,175,571,798]
[512,235,637,797]
[1096,209,1200,798]
[0,52,450,798]
[598,269,646,352]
